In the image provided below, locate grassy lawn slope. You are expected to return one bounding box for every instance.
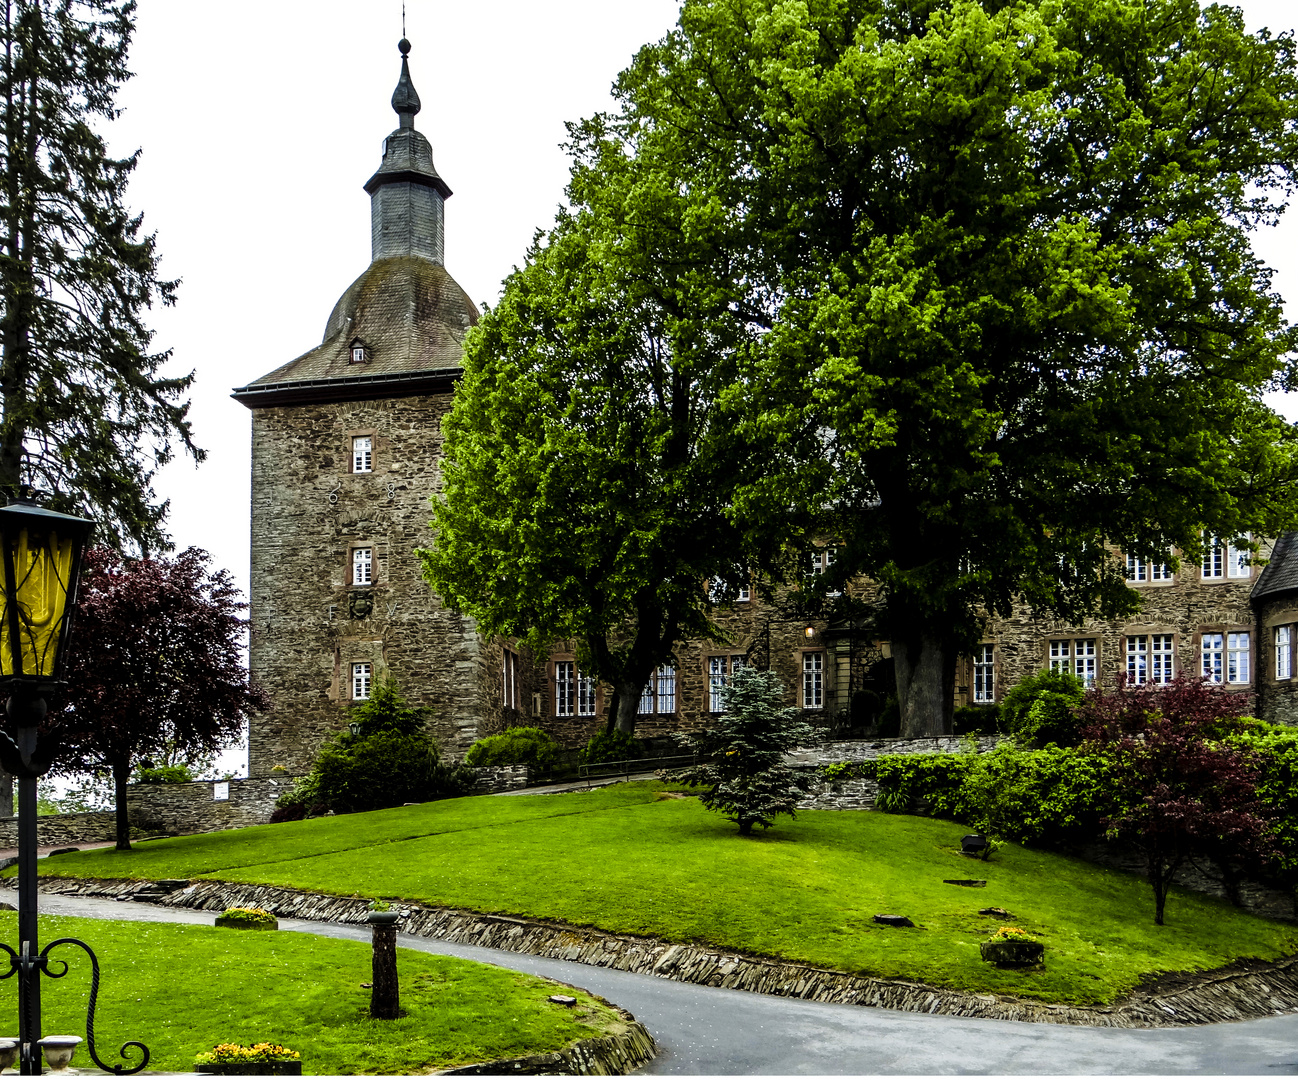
[0,913,623,1075]
[26,782,1298,1006]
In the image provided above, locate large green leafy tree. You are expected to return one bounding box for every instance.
[421,166,763,734]
[0,0,199,550]
[584,0,1298,735]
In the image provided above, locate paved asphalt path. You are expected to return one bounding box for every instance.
[15,889,1298,1075]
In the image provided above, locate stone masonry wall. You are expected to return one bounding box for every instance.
[980,545,1269,707]
[521,583,888,750]
[790,736,1001,810]
[0,778,300,847]
[248,394,489,776]
[1256,594,1298,726]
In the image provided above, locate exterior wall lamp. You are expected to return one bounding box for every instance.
[0,494,148,1075]
[804,626,816,640]
[348,721,363,737]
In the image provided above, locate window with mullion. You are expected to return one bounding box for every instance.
[1202,633,1225,683]
[1277,626,1293,681]
[973,644,995,703]
[1227,632,1251,683]
[352,546,372,586]
[803,651,824,709]
[1126,636,1149,685]
[555,661,575,717]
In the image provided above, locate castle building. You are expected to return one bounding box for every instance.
[236,43,1296,778]
[233,40,501,774]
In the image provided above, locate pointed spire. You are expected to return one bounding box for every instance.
[391,38,421,130]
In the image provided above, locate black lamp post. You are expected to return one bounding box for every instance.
[0,496,147,1075]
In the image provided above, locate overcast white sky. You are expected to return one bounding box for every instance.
[116,0,1298,612]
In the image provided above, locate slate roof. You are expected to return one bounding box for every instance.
[233,256,478,408]
[1252,530,1298,602]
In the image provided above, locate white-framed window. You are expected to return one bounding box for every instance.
[1126,554,1172,582]
[352,546,372,586]
[1203,537,1224,579]
[1049,638,1097,687]
[555,660,575,717]
[1202,633,1224,682]
[503,648,519,710]
[973,644,995,703]
[352,662,372,700]
[1228,632,1251,684]
[1151,634,1175,685]
[708,654,744,712]
[638,665,677,715]
[1277,626,1293,681]
[1203,536,1251,580]
[1126,636,1148,685]
[576,669,597,716]
[707,577,752,604]
[352,435,373,473]
[350,342,366,364]
[803,651,824,709]
[807,548,840,596]
[1202,632,1249,684]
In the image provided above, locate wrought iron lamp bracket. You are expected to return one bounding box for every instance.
[0,937,150,1074]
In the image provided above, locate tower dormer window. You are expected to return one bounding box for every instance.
[350,339,368,365]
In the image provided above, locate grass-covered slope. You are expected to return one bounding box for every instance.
[26,783,1298,1006]
[0,913,621,1075]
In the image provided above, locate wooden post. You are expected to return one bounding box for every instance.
[370,921,399,1019]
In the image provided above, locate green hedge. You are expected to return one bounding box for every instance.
[873,743,1122,846]
[464,727,561,770]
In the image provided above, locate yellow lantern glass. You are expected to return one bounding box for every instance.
[0,502,93,683]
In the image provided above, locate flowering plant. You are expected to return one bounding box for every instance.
[218,907,277,926]
[194,1043,300,1065]
[989,926,1037,941]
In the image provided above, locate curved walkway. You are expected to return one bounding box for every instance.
[21,891,1298,1075]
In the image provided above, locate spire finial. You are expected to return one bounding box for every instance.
[391,35,420,129]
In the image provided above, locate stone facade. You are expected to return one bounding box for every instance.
[974,541,1271,712]
[247,394,487,774]
[235,38,1298,781]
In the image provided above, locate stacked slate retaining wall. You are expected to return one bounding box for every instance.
[24,876,1298,1031]
[791,736,1000,811]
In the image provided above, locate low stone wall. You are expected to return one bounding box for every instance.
[27,876,1298,1030]
[0,810,118,848]
[126,776,300,836]
[0,776,304,847]
[791,735,999,811]
[470,764,531,794]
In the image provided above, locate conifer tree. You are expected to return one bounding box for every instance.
[0,0,199,551]
[670,666,816,835]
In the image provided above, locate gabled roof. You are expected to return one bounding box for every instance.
[1253,530,1298,602]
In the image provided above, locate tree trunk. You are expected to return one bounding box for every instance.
[894,631,953,738]
[113,760,131,851]
[611,682,640,735]
[370,922,400,1019]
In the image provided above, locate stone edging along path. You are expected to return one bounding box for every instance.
[33,876,1298,1031]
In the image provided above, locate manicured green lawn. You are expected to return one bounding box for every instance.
[0,912,621,1075]
[24,783,1298,1006]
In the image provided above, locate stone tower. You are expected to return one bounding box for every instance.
[233,40,489,776]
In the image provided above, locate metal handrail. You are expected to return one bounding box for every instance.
[577,753,697,783]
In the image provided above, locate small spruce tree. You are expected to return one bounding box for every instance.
[671,666,816,835]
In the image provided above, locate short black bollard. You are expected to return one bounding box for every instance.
[368,912,400,1020]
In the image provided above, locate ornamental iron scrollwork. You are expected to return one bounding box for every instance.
[328,480,341,505]
[0,937,150,1075]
